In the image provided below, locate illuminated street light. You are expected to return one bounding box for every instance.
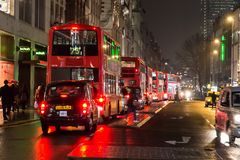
[214,38,220,45]
[226,16,234,23]
[213,50,218,55]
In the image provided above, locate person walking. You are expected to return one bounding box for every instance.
[211,91,217,109]
[20,84,28,113]
[126,90,139,122]
[34,84,45,108]
[0,80,12,121]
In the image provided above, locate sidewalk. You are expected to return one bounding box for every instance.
[0,108,39,127]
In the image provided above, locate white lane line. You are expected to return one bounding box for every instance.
[137,102,171,128]
[204,118,215,129]
[215,151,224,160]
[155,102,171,114]
[137,116,151,128]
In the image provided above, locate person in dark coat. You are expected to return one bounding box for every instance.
[0,80,12,121]
[126,90,139,122]
[34,84,45,106]
[211,91,217,109]
[20,84,28,112]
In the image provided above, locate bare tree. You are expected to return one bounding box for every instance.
[176,33,209,95]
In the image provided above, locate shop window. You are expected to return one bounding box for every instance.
[0,34,14,60]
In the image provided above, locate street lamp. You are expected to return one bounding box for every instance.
[214,38,220,45]
[226,15,235,85]
[213,49,218,55]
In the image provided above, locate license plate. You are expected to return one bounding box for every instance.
[59,111,67,117]
[55,105,72,110]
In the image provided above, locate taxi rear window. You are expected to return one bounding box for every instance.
[46,83,84,98]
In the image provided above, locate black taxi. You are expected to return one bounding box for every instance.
[39,80,99,135]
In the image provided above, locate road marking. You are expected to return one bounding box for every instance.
[204,118,215,129]
[137,102,171,128]
[165,136,191,145]
[137,116,151,127]
[154,102,170,114]
[171,116,183,120]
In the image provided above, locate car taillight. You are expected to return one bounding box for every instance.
[40,101,48,114]
[125,94,130,99]
[80,100,90,114]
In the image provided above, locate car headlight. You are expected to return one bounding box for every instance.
[185,91,191,98]
[233,114,240,124]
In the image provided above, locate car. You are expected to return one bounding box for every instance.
[39,80,99,135]
[205,91,220,107]
[215,87,240,145]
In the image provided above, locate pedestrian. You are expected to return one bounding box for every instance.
[20,84,28,112]
[10,83,19,112]
[126,90,139,122]
[34,84,45,108]
[211,91,217,109]
[174,90,180,103]
[0,80,12,121]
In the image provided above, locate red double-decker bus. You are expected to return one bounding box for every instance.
[47,23,123,118]
[152,71,167,101]
[165,73,180,100]
[120,57,147,106]
[145,66,153,104]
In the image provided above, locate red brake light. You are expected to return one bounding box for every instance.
[60,94,68,98]
[135,69,138,73]
[125,94,130,99]
[72,26,79,30]
[40,101,47,114]
[96,95,106,105]
[80,100,90,114]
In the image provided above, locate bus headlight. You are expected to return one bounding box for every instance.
[233,114,240,124]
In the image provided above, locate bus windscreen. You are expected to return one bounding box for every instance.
[52,30,98,56]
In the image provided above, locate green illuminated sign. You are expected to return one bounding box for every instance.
[20,47,31,52]
[35,51,46,55]
[221,35,225,62]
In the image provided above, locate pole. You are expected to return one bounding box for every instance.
[231,21,234,86]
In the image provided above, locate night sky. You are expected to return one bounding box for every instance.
[141,0,201,61]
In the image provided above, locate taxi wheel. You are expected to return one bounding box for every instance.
[85,116,94,133]
[41,122,49,135]
[55,125,61,132]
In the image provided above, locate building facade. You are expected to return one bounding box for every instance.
[201,0,238,40]
[65,0,101,26]
[0,0,65,106]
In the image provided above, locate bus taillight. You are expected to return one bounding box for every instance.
[96,95,106,105]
